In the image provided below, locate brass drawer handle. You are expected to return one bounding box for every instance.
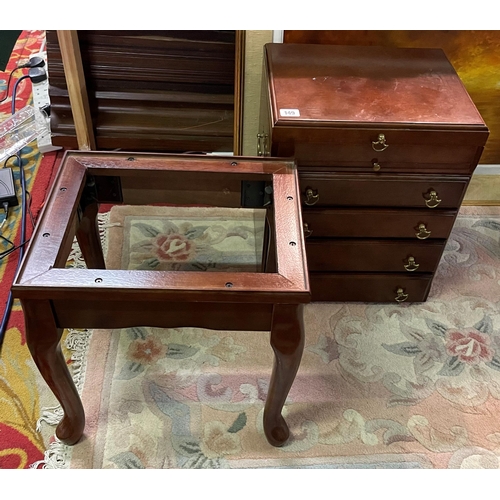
[404,256,420,272]
[416,223,431,240]
[371,133,389,152]
[395,288,409,303]
[303,222,313,238]
[372,161,381,172]
[304,188,319,206]
[424,190,441,208]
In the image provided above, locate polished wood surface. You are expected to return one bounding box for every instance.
[57,30,96,150]
[266,44,485,127]
[13,152,310,447]
[283,30,500,165]
[47,31,242,153]
[75,197,105,270]
[301,208,457,239]
[309,273,433,303]
[15,153,309,301]
[260,43,489,302]
[264,304,304,446]
[23,299,84,445]
[306,240,445,273]
[298,174,470,209]
[233,30,246,155]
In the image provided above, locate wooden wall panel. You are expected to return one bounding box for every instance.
[46,30,237,153]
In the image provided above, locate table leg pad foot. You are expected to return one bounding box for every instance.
[263,414,290,447]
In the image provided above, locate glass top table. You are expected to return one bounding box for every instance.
[12,151,310,448]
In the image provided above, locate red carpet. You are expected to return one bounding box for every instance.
[0,30,62,468]
[0,150,61,342]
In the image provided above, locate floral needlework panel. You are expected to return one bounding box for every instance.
[106,205,265,273]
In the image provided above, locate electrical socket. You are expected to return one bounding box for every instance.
[0,167,18,206]
[29,51,61,154]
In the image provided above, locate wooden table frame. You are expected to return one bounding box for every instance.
[12,151,310,448]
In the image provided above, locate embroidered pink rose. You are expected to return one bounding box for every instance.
[152,233,195,262]
[445,329,494,365]
[127,337,167,364]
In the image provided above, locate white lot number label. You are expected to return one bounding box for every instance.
[280,109,300,117]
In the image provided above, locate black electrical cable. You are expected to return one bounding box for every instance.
[2,153,20,166]
[11,75,29,113]
[0,56,44,104]
[0,74,30,350]
[0,239,29,260]
[0,151,25,348]
[0,105,38,256]
[0,242,16,257]
[0,68,21,104]
[0,189,35,261]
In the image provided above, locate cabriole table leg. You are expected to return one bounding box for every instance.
[22,299,85,445]
[76,199,105,270]
[263,303,305,447]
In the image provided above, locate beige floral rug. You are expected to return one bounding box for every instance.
[41,205,500,468]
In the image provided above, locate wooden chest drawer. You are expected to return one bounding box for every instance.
[301,208,457,240]
[290,132,482,174]
[309,273,433,303]
[306,240,445,273]
[262,44,489,169]
[299,174,469,209]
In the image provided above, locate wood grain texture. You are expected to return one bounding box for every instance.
[57,30,96,150]
[14,152,308,302]
[301,208,457,239]
[233,31,245,155]
[309,273,433,302]
[306,239,446,273]
[298,174,469,209]
[47,30,238,153]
